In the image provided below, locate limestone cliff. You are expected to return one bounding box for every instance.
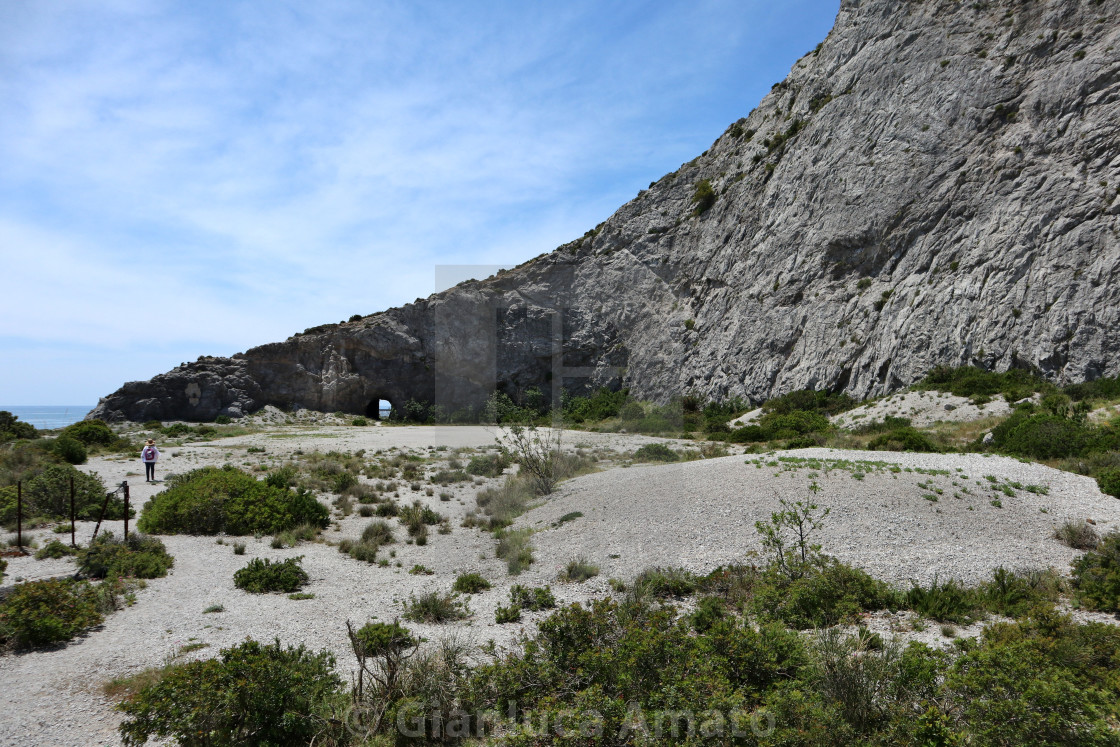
[91,0,1120,422]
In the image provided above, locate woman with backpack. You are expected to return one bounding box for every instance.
[141,439,160,482]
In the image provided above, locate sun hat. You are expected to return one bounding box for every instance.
[146,439,155,445]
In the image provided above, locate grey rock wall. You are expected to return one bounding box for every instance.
[90,0,1120,422]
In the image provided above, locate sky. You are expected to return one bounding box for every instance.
[0,0,840,405]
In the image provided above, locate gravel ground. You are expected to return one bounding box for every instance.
[2,426,1118,746]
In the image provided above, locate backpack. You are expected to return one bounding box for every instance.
[143,447,156,461]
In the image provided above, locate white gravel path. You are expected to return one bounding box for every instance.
[2,428,1117,746]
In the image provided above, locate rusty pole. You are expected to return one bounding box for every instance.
[123,482,129,539]
[70,475,76,548]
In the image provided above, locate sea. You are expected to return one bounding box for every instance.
[1,405,95,430]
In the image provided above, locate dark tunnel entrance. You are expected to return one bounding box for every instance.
[364,398,392,420]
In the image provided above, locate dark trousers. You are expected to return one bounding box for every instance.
[145,461,155,481]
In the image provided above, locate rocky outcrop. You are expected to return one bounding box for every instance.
[91,0,1120,423]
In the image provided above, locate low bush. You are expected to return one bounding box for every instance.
[562,387,629,423]
[495,528,534,574]
[753,559,899,629]
[77,532,174,579]
[1055,520,1099,550]
[0,411,37,443]
[52,436,87,465]
[631,443,680,462]
[509,584,557,611]
[137,466,329,535]
[905,575,980,623]
[474,476,535,529]
[61,419,115,447]
[631,566,699,598]
[0,578,110,649]
[559,555,599,582]
[1097,467,1120,498]
[867,427,941,452]
[988,411,1104,460]
[0,558,6,583]
[763,389,857,416]
[452,573,491,594]
[982,567,1061,618]
[918,365,1049,400]
[360,519,395,545]
[233,556,309,594]
[116,638,347,747]
[402,591,469,623]
[495,604,521,623]
[13,464,122,525]
[1072,531,1120,613]
[466,452,510,477]
[35,538,78,560]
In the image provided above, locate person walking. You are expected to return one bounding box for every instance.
[141,439,160,482]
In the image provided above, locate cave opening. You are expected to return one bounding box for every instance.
[365,398,392,420]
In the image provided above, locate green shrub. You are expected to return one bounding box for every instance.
[946,610,1120,745]
[61,419,115,446]
[52,436,87,464]
[0,558,6,583]
[18,463,117,523]
[1064,375,1120,403]
[78,531,174,579]
[559,555,599,582]
[495,528,534,574]
[137,466,329,535]
[989,411,1101,460]
[234,556,309,594]
[692,595,725,632]
[402,591,469,623]
[1072,531,1120,613]
[982,567,1060,618]
[360,519,395,545]
[562,387,629,423]
[0,578,108,649]
[631,443,680,462]
[509,584,557,611]
[116,638,346,747]
[495,604,521,623]
[35,539,78,560]
[905,575,980,623]
[918,365,1048,400]
[452,572,491,594]
[727,424,767,443]
[690,178,716,215]
[350,416,368,426]
[754,559,898,629]
[868,427,941,452]
[1096,467,1120,498]
[466,452,510,477]
[632,566,699,598]
[1055,520,1099,550]
[0,411,38,443]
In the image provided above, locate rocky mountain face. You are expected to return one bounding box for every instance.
[91,0,1120,423]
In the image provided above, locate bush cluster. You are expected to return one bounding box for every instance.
[77,531,174,580]
[1073,531,1120,613]
[0,411,37,443]
[233,556,309,594]
[401,591,469,623]
[918,365,1049,401]
[0,577,114,649]
[1,464,126,528]
[137,466,329,535]
[116,638,346,747]
[452,572,491,594]
[465,452,510,477]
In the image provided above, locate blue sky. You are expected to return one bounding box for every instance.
[0,0,839,405]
